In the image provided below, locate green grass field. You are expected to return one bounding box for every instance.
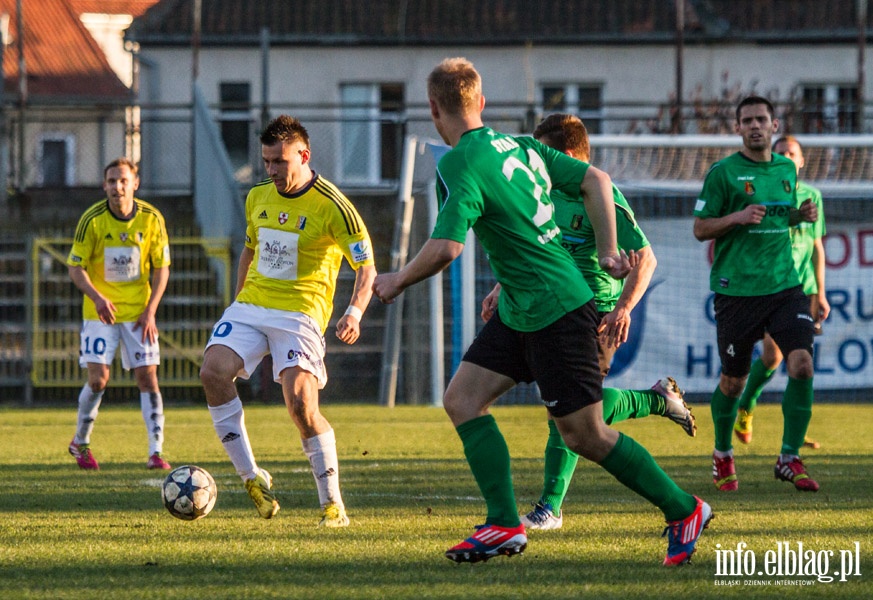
[1,403,870,599]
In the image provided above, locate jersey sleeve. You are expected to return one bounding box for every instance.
[694,163,727,218]
[148,208,171,268]
[329,197,374,270]
[431,152,485,243]
[244,190,257,250]
[67,212,95,268]
[614,194,650,251]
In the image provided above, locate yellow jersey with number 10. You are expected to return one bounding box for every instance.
[67,199,171,322]
[236,174,374,333]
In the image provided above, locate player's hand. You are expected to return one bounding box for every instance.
[739,204,766,225]
[799,198,818,223]
[133,311,159,344]
[94,297,118,325]
[599,249,637,280]
[481,284,500,322]
[598,307,631,349]
[336,314,361,345]
[372,273,405,304]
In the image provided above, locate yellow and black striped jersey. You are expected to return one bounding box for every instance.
[237,174,374,332]
[67,199,171,322]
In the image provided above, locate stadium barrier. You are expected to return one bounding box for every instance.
[29,236,231,389]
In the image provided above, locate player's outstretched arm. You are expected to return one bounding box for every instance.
[68,265,117,324]
[373,238,463,304]
[599,246,656,348]
[579,166,619,268]
[336,264,376,344]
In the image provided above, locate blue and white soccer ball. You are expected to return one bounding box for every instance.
[162,465,217,521]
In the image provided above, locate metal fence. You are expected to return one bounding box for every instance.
[27,236,231,392]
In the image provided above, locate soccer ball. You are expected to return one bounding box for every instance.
[161,465,217,521]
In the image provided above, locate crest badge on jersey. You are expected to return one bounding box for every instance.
[744,181,755,196]
[120,233,128,242]
[278,212,289,225]
[783,180,792,193]
[349,240,372,263]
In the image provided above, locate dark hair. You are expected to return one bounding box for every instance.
[260,115,310,147]
[103,157,138,178]
[533,113,590,161]
[736,95,775,122]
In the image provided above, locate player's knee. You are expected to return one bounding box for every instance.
[786,350,814,379]
[719,375,745,397]
[88,378,108,393]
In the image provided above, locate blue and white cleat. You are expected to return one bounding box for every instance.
[520,501,563,530]
[662,496,713,566]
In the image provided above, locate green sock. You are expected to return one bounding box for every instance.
[599,433,697,522]
[540,420,579,511]
[603,387,653,424]
[738,359,776,413]
[711,385,740,452]
[456,414,520,527]
[781,377,814,455]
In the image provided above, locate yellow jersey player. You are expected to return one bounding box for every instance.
[66,157,172,471]
[200,115,376,526]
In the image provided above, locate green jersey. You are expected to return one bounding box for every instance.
[431,127,593,331]
[553,185,649,312]
[791,181,825,295]
[694,152,800,296]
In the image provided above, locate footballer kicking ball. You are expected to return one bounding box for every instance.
[162,465,217,521]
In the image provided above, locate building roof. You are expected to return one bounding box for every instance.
[70,1,160,19]
[128,0,872,46]
[0,0,130,103]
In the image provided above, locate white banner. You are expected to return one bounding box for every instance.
[605,219,873,393]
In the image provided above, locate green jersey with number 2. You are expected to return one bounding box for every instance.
[431,127,594,332]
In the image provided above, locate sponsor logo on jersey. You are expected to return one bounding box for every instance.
[258,210,268,219]
[744,181,755,196]
[296,215,307,230]
[104,233,113,240]
[278,212,289,225]
[349,240,372,263]
[113,255,133,267]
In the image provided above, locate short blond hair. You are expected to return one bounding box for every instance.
[427,57,482,116]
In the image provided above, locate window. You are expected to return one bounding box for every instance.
[37,134,75,186]
[800,84,858,133]
[541,84,603,133]
[219,82,252,168]
[340,83,404,184]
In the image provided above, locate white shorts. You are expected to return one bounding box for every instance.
[78,320,161,370]
[205,302,328,388]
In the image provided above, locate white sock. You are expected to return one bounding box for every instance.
[208,398,259,481]
[713,448,734,459]
[302,429,342,508]
[75,384,104,445]
[140,391,165,456]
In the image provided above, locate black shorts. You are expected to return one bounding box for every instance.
[714,286,815,377]
[462,301,603,418]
